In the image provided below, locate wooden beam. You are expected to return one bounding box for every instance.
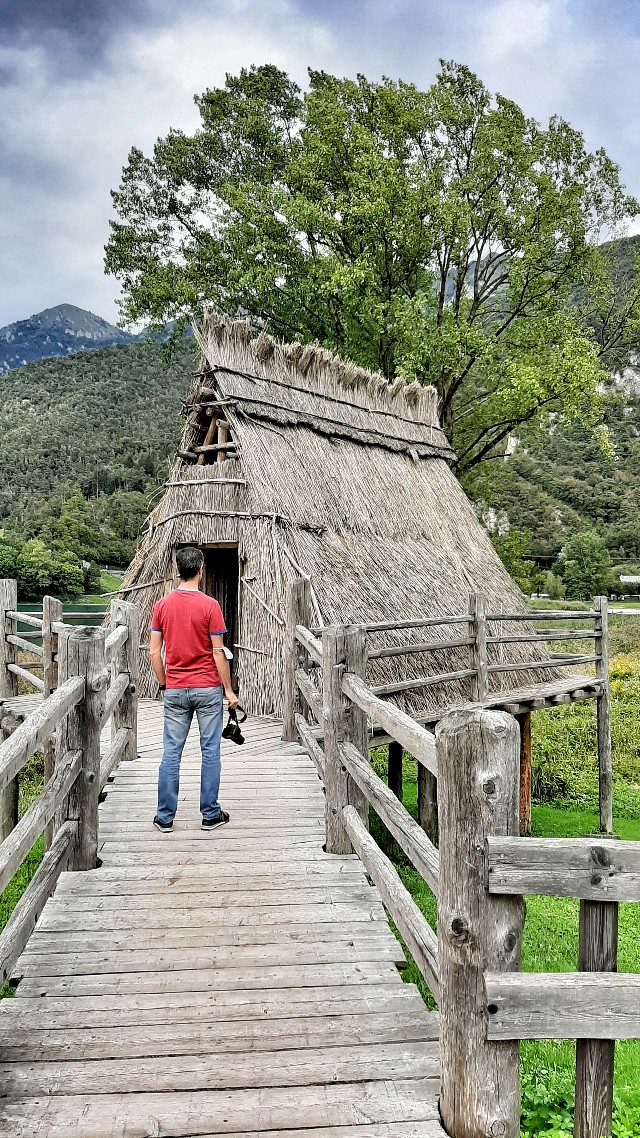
[594,596,612,835]
[322,626,349,854]
[437,708,524,1138]
[342,804,439,1001]
[282,579,311,743]
[0,676,85,795]
[294,625,323,667]
[0,749,81,894]
[575,899,618,1138]
[341,671,437,777]
[294,714,325,779]
[469,593,488,702]
[517,711,531,836]
[294,669,323,725]
[485,972,640,1040]
[486,836,640,902]
[340,740,439,895]
[386,739,403,857]
[0,580,18,700]
[109,600,139,763]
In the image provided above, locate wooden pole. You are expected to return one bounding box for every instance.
[110,599,140,762]
[323,625,350,854]
[574,899,618,1138]
[57,626,106,870]
[0,581,19,845]
[217,420,229,463]
[197,414,219,465]
[43,595,63,850]
[344,625,369,830]
[0,579,18,701]
[437,708,524,1138]
[517,711,532,836]
[418,763,439,847]
[386,740,403,857]
[594,596,612,835]
[469,592,489,702]
[282,578,312,742]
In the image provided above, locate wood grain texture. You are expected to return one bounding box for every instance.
[485,972,640,1040]
[437,708,524,1138]
[575,898,618,1138]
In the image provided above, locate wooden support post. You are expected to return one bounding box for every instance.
[57,625,106,870]
[323,625,350,854]
[0,715,19,842]
[217,420,229,463]
[197,414,219,465]
[469,592,489,702]
[0,581,19,844]
[574,899,618,1138]
[110,599,139,761]
[282,578,312,742]
[43,595,62,850]
[517,711,532,837]
[594,596,612,835]
[344,625,369,830]
[386,740,403,857]
[418,762,439,847]
[0,579,18,701]
[437,708,524,1138]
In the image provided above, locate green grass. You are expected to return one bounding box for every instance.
[0,754,45,999]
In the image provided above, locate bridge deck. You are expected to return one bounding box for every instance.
[0,700,443,1137]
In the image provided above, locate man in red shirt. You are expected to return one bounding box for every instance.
[149,546,239,833]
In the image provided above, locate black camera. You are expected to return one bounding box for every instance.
[222,706,247,745]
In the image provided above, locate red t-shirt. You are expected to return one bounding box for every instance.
[151,589,227,689]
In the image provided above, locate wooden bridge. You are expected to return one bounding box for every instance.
[0,578,638,1138]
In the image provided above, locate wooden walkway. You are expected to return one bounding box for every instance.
[0,700,444,1138]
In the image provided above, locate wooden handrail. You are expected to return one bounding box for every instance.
[104,624,128,662]
[485,972,640,1041]
[0,675,85,794]
[340,740,439,894]
[294,624,322,667]
[294,668,323,723]
[6,610,42,629]
[343,805,439,1000]
[7,663,45,693]
[486,835,640,902]
[0,749,81,894]
[369,636,474,659]
[6,634,44,656]
[99,727,130,791]
[341,671,437,776]
[103,671,130,724]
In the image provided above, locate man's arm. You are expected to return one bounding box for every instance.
[211,635,238,708]
[149,630,166,688]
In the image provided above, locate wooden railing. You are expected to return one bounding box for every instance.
[0,580,139,989]
[283,579,634,1138]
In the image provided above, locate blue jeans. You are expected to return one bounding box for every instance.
[156,687,224,824]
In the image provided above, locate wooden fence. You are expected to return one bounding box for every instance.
[283,579,636,1138]
[0,580,139,989]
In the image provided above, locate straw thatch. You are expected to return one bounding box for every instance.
[120,312,560,716]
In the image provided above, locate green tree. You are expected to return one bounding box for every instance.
[106,62,638,471]
[14,540,84,601]
[557,531,613,600]
[492,529,535,594]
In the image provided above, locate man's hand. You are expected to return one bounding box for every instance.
[225,689,239,710]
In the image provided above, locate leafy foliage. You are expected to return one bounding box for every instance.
[556,529,613,599]
[106,61,639,471]
[0,339,192,571]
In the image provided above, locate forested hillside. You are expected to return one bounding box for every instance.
[0,339,193,570]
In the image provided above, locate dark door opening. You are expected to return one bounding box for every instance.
[201,545,240,687]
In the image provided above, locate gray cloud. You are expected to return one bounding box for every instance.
[1,0,639,328]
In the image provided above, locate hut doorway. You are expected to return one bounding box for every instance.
[200,544,240,688]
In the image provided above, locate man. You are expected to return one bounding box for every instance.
[149,546,239,833]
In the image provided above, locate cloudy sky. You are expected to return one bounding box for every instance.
[1,0,639,328]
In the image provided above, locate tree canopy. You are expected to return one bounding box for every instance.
[107,61,639,471]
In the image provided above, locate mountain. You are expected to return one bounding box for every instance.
[0,304,139,375]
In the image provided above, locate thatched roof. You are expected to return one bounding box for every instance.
[121,312,561,715]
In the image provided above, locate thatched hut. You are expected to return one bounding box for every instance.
[120,312,552,716]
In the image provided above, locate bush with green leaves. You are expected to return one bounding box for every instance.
[555,530,613,599]
[0,536,84,600]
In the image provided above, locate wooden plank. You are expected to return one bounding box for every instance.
[6,607,42,628]
[0,675,85,794]
[436,708,523,1138]
[0,1008,439,1062]
[53,862,364,894]
[342,672,437,776]
[0,821,76,985]
[343,806,438,1000]
[45,884,379,911]
[485,972,640,1040]
[0,983,424,1030]
[6,632,44,656]
[340,741,439,894]
[0,1079,442,1136]
[6,662,44,692]
[14,959,403,998]
[0,748,81,894]
[0,1041,440,1097]
[486,835,640,901]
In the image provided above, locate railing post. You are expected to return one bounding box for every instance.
[323,625,349,853]
[574,899,618,1138]
[594,595,612,835]
[57,625,106,870]
[418,762,438,847]
[469,592,489,702]
[282,577,311,742]
[110,599,140,761]
[386,740,403,857]
[43,595,63,850]
[437,708,524,1138]
[344,625,369,829]
[0,581,19,845]
[0,579,18,700]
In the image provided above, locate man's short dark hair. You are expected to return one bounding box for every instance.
[176,546,204,581]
